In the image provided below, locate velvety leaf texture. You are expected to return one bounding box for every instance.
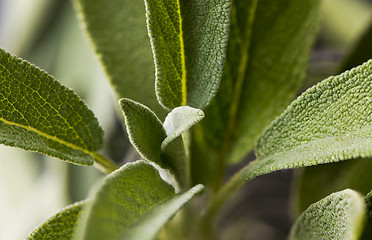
[73,0,166,118]
[289,189,366,240]
[28,201,84,240]
[145,0,230,109]
[120,98,167,167]
[119,184,203,240]
[0,48,103,165]
[76,160,202,240]
[242,60,372,181]
[192,0,321,171]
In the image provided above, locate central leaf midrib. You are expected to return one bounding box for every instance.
[176,0,187,106]
[0,116,95,157]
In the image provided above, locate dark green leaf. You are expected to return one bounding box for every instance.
[145,0,230,109]
[73,0,166,118]
[192,0,321,172]
[0,48,103,165]
[75,160,203,240]
[242,60,372,181]
[289,189,366,240]
[28,201,84,240]
[293,158,372,216]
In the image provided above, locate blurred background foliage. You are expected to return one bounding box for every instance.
[0,0,371,239]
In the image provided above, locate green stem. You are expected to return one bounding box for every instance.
[92,153,120,174]
[204,168,245,229]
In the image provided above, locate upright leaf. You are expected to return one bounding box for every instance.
[120,98,167,167]
[28,201,84,240]
[191,0,321,173]
[76,160,203,240]
[73,0,166,118]
[0,48,103,165]
[289,189,366,240]
[145,0,230,109]
[242,60,372,181]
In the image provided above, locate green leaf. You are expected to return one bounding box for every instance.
[120,99,203,188]
[76,160,203,240]
[0,48,103,165]
[73,0,166,118]
[28,201,84,240]
[365,190,372,225]
[242,60,372,181]
[293,158,372,216]
[120,98,167,167]
[162,106,204,149]
[161,106,204,188]
[120,184,203,240]
[144,0,230,109]
[191,0,320,183]
[288,189,366,240]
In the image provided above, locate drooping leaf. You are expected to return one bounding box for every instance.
[73,0,166,118]
[161,106,204,188]
[241,60,372,181]
[119,184,203,240]
[75,160,203,240]
[293,158,372,216]
[288,189,366,240]
[144,0,230,109]
[0,48,103,165]
[28,201,84,240]
[190,0,320,184]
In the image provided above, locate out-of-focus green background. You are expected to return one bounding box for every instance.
[0,0,371,239]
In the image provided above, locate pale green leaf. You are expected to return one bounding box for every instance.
[191,0,321,177]
[28,201,84,240]
[242,60,372,181]
[293,158,372,216]
[145,0,230,109]
[119,98,166,167]
[0,48,103,165]
[162,106,204,149]
[120,184,203,240]
[289,189,366,240]
[76,160,203,240]
[73,0,166,118]
[161,106,204,188]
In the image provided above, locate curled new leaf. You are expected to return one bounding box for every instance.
[289,189,366,240]
[0,48,103,165]
[242,60,372,181]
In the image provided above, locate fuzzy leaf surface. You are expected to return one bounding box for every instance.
[242,60,372,181]
[0,48,103,165]
[289,189,366,240]
[73,0,166,117]
[76,160,202,240]
[145,0,230,109]
[192,0,321,174]
[120,98,167,167]
[28,201,84,240]
[162,106,204,188]
[120,184,203,240]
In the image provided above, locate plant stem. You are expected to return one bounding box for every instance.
[92,153,120,174]
[204,168,245,228]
